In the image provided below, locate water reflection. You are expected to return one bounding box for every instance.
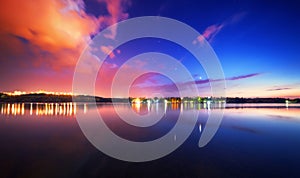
[1,102,299,120]
[129,102,217,116]
[0,102,300,177]
[0,103,85,116]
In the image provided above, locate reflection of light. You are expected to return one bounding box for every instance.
[55,103,58,115]
[51,103,54,115]
[164,100,167,114]
[59,105,63,115]
[84,104,87,114]
[207,100,211,110]
[74,103,77,115]
[171,103,179,110]
[131,98,142,113]
[21,103,25,115]
[63,103,66,115]
[132,103,141,113]
[30,103,33,115]
[36,104,39,115]
[199,124,202,133]
[286,100,289,109]
[70,103,73,115]
[66,103,69,115]
[0,103,80,116]
[7,104,10,115]
[45,103,48,115]
[180,103,183,112]
[12,104,15,115]
[17,103,21,115]
[147,101,151,112]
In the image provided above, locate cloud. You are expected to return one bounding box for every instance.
[0,0,130,70]
[198,24,224,44]
[100,45,116,59]
[0,1,97,51]
[267,87,291,91]
[129,72,261,97]
[226,73,261,81]
[98,0,131,39]
[195,11,247,44]
[0,0,131,93]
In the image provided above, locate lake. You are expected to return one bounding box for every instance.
[0,102,300,178]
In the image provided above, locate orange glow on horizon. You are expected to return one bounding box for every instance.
[2,90,75,96]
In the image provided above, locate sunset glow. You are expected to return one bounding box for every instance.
[3,90,74,96]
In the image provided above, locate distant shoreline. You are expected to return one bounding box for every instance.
[0,93,299,104]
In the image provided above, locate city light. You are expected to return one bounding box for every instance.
[2,90,75,96]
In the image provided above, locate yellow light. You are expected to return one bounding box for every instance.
[30,103,33,115]
[67,103,69,115]
[59,105,63,115]
[36,104,39,115]
[69,103,73,115]
[83,103,87,114]
[7,104,10,115]
[74,103,77,115]
[63,103,66,115]
[12,104,15,115]
[21,103,25,115]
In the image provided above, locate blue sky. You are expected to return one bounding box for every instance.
[0,0,299,98]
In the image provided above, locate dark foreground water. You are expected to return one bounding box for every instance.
[0,102,300,178]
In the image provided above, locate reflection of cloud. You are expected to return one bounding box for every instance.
[230,125,260,134]
[267,114,294,120]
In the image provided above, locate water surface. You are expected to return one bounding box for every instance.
[0,103,300,177]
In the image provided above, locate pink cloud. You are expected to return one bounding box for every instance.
[195,11,247,44]
[0,0,130,69]
[199,24,224,43]
[98,0,131,39]
[100,45,116,59]
[0,0,131,93]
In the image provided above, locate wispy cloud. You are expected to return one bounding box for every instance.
[131,72,261,97]
[196,11,247,44]
[197,24,224,44]
[267,87,291,91]
[100,45,121,59]
[98,0,131,39]
[226,73,261,81]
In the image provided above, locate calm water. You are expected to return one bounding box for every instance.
[0,102,300,178]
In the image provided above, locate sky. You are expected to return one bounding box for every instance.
[0,0,299,98]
